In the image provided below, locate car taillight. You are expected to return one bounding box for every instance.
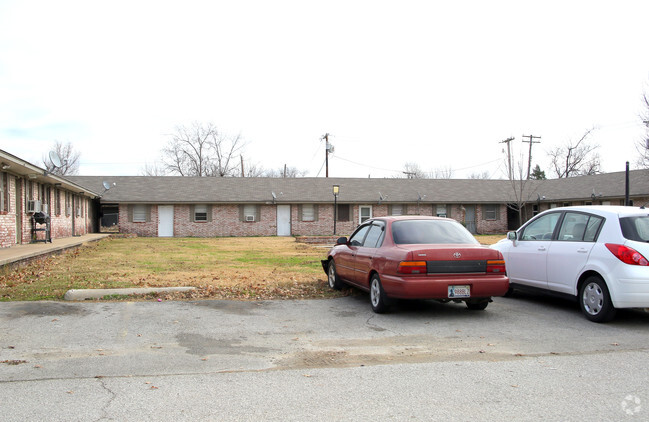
[397,261,427,274]
[605,244,649,266]
[486,260,506,274]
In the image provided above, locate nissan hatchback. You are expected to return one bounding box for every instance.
[492,206,649,322]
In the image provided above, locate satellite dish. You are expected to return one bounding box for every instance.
[49,151,62,168]
[103,181,112,190]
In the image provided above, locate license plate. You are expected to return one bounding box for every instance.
[448,285,470,298]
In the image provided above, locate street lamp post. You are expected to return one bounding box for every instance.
[333,185,339,235]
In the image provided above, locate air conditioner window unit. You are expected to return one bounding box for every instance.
[27,200,41,213]
[245,215,255,222]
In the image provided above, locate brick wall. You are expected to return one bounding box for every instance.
[0,173,93,248]
[116,202,509,239]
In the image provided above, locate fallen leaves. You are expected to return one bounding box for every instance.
[1,359,27,365]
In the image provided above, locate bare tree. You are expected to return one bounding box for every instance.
[210,131,245,177]
[549,129,600,178]
[161,122,245,177]
[263,166,307,178]
[468,171,490,179]
[507,153,543,227]
[637,92,649,168]
[402,162,427,179]
[431,166,454,179]
[140,161,167,176]
[42,140,80,175]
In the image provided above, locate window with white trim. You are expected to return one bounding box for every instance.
[359,205,372,223]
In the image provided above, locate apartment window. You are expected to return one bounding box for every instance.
[55,189,61,216]
[336,204,350,222]
[359,205,372,223]
[389,204,407,216]
[193,204,211,222]
[482,204,499,220]
[436,204,447,218]
[0,172,7,212]
[132,205,148,222]
[240,205,260,222]
[300,204,318,222]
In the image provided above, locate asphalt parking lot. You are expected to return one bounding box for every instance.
[1,292,648,421]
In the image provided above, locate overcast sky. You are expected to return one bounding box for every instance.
[1,0,648,179]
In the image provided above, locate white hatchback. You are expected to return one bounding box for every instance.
[492,206,649,322]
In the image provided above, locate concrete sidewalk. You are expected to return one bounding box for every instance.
[0,233,111,267]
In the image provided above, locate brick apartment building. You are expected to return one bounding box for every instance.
[1,147,648,248]
[0,149,98,248]
[69,170,649,239]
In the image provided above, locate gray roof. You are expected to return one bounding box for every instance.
[67,170,649,205]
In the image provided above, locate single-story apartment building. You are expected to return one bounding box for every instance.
[69,170,649,239]
[1,147,648,248]
[0,149,99,248]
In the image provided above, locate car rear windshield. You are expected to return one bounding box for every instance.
[620,216,649,242]
[392,220,479,245]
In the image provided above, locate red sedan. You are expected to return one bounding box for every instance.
[322,216,509,313]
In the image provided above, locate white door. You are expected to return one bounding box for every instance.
[277,205,291,236]
[158,205,174,237]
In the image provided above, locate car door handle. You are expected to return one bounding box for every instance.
[537,246,546,251]
[577,248,588,253]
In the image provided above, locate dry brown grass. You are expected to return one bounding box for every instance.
[1,234,506,301]
[0,237,343,301]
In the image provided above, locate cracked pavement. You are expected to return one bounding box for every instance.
[1,293,648,421]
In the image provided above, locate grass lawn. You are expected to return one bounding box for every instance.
[0,234,505,301]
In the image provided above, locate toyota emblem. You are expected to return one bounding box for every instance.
[453,252,462,259]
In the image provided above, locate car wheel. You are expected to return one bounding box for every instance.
[370,274,390,313]
[465,300,489,311]
[579,276,616,323]
[327,260,344,290]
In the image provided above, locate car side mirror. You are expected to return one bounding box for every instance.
[336,236,348,245]
[507,231,517,241]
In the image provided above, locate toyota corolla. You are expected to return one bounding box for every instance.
[322,216,509,313]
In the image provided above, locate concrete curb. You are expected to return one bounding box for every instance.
[64,287,196,301]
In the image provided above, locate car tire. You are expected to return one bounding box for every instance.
[327,260,344,290]
[579,276,616,323]
[465,300,489,311]
[370,274,390,314]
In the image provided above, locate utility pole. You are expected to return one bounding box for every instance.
[500,137,515,180]
[322,133,333,177]
[240,155,245,177]
[522,134,541,179]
